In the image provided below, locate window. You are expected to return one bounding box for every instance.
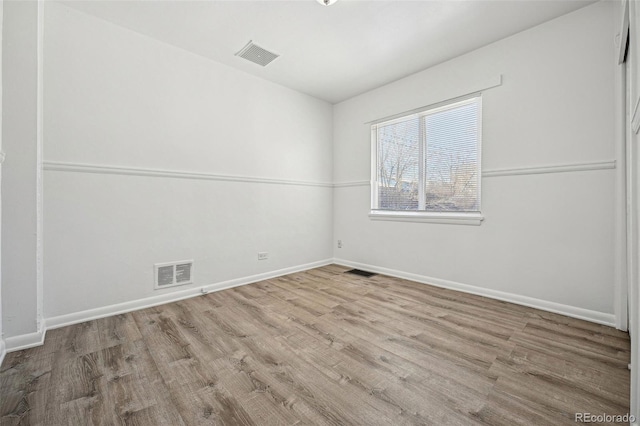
[370,96,482,224]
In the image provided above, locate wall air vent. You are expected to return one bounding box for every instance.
[154,260,193,289]
[235,40,279,67]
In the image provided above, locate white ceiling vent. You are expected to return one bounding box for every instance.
[235,41,279,67]
[154,260,193,290]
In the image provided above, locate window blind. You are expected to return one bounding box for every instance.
[374,97,481,213]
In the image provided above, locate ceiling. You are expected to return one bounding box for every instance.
[61,0,597,104]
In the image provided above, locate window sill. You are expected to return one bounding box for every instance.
[369,210,484,226]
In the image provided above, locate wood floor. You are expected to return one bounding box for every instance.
[0,265,631,425]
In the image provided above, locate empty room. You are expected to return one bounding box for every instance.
[1,0,639,424]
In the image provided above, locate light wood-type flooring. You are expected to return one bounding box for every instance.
[0,265,631,425]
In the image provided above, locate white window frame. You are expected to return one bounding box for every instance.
[370,96,484,225]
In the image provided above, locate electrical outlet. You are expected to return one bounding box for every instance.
[258,252,269,260]
[337,240,342,248]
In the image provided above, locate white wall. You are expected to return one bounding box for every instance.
[333,2,617,318]
[17,0,622,336]
[0,0,5,365]
[2,0,39,339]
[624,0,639,420]
[43,3,333,319]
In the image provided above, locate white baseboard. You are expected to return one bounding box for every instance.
[5,325,46,353]
[334,258,617,327]
[0,339,6,367]
[45,258,333,332]
[5,256,617,353]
